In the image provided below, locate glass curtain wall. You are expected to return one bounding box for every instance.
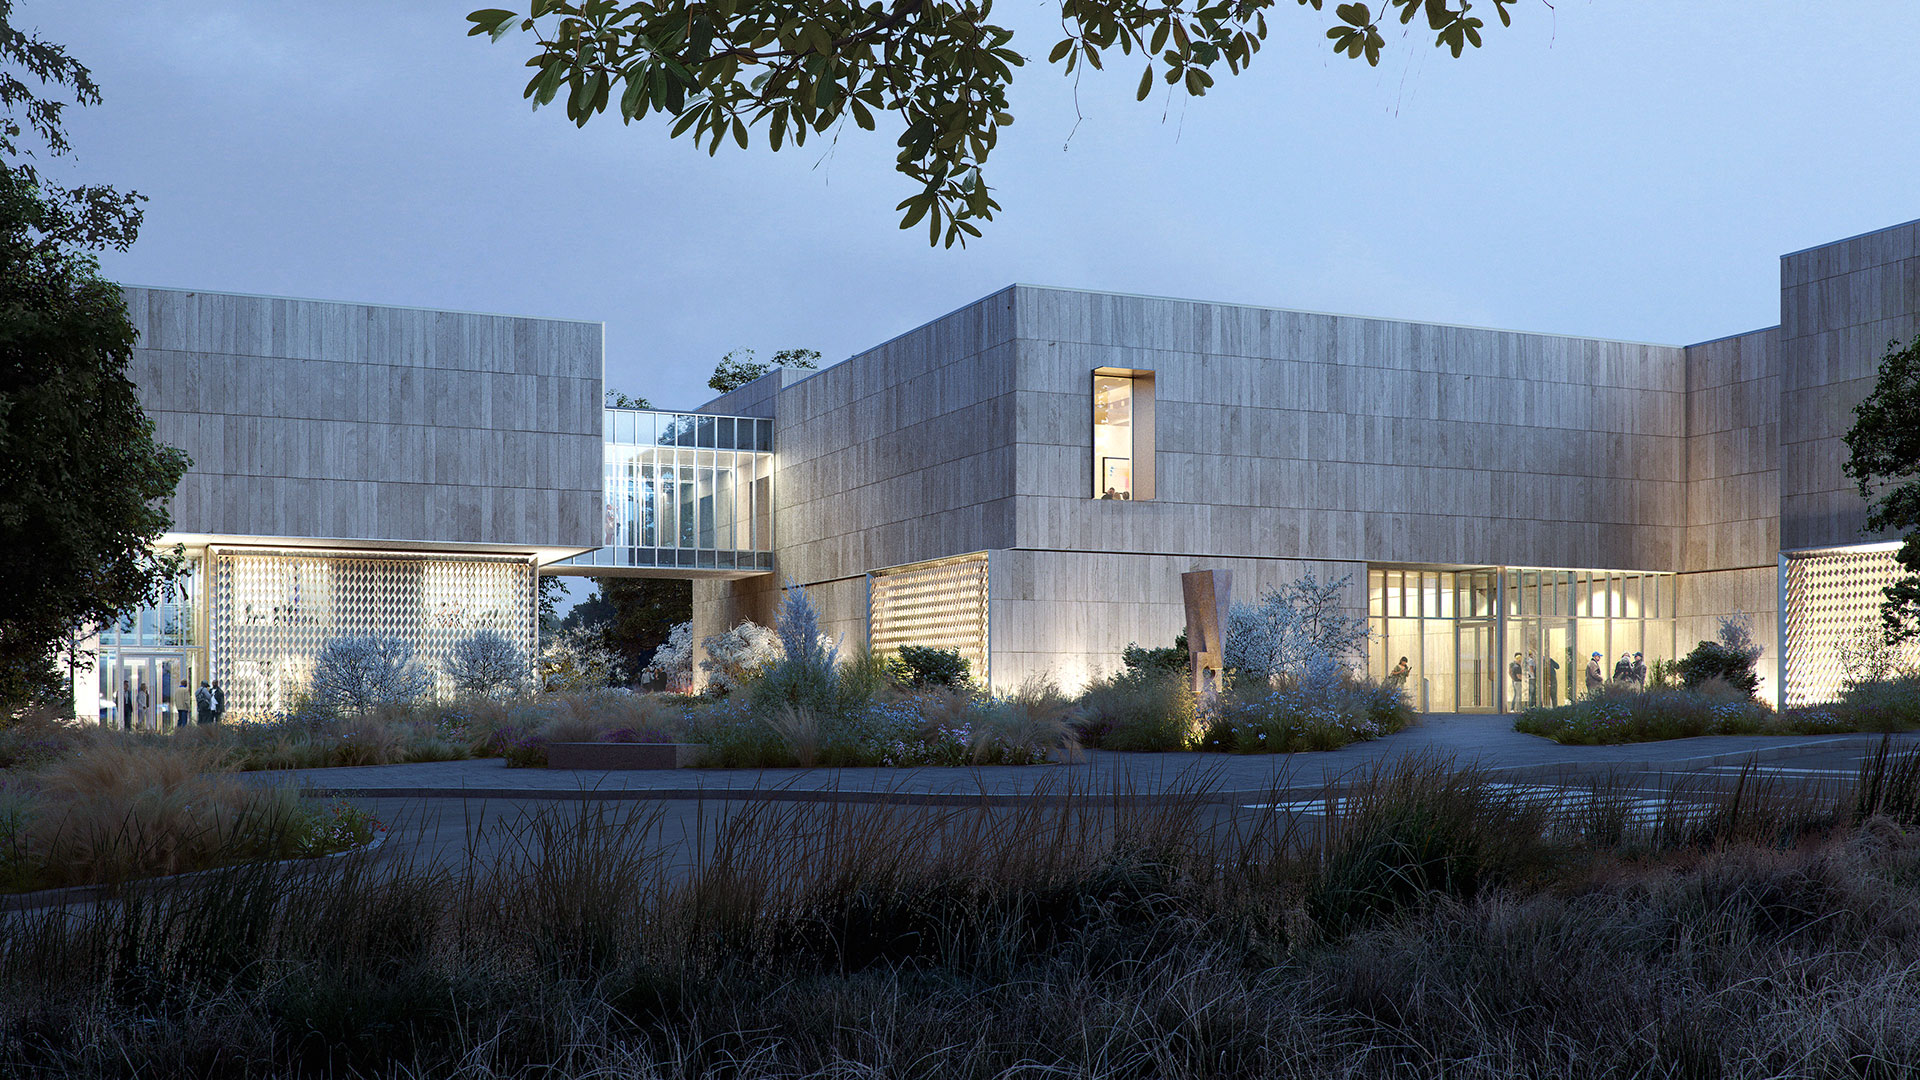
[567,409,775,571]
[93,559,204,729]
[1368,567,1676,713]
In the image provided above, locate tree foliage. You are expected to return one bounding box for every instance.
[886,643,970,687]
[709,346,819,393]
[559,576,691,674]
[1676,613,1763,699]
[0,169,189,714]
[0,1,142,251]
[468,0,1519,247]
[445,629,531,697]
[605,388,653,408]
[309,635,437,714]
[1223,571,1369,686]
[1843,333,1920,644]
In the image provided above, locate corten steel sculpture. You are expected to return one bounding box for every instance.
[1181,569,1231,699]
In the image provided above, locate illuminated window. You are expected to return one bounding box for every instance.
[1092,369,1154,500]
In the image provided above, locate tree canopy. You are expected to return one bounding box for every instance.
[0,6,185,715]
[0,169,190,712]
[709,346,818,393]
[468,0,1521,246]
[1842,333,1920,644]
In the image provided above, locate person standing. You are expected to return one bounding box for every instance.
[195,681,214,724]
[210,680,226,724]
[1544,654,1560,706]
[172,680,192,728]
[1508,653,1524,709]
[1525,651,1538,707]
[135,682,151,730]
[1612,654,1634,684]
[120,683,133,731]
[1632,652,1647,687]
[1585,652,1604,697]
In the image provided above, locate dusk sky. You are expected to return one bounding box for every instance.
[29,1,1920,411]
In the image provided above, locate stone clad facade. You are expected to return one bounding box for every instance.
[694,219,1920,706]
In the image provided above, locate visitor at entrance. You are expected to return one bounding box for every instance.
[196,681,214,725]
[1632,652,1647,687]
[1612,654,1634,684]
[174,680,193,728]
[1585,652,1604,696]
[210,680,226,724]
[135,682,151,729]
[1509,653,1524,708]
[1544,654,1560,705]
[120,684,133,730]
[1525,651,1538,706]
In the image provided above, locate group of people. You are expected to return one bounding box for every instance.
[1387,648,1651,709]
[116,679,226,730]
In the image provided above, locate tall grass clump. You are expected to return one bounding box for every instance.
[13,754,1920,1076]
[1072,668,1196,751]
[0,743,374,892]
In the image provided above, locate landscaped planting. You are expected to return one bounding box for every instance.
[1518,677,1920,745]
[8,750,1920,1076]
[0,741,377,894]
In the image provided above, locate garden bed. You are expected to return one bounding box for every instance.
[1515,677,1920,744]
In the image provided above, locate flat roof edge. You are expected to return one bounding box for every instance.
[1006,283,1687,349]
[121,284,605,327]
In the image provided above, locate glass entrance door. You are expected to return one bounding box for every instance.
[106,651,196,730]
[1458,621,1499,712]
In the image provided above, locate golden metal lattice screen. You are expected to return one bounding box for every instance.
[868,553,990,684]
[210,549,537,718]
[1782,544,1916,706]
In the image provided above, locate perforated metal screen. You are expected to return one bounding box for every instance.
[210,549,537,717]
[868,553,990,684]
[1782,544,1915,705]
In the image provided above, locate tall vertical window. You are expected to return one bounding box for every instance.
[1092,369,1154,500]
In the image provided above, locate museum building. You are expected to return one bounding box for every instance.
[80,217,1920,723]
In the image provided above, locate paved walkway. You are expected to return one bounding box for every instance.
[242,714,1920,803]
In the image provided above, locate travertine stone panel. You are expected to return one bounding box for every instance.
[1676,566,1780,706]
[735,289,1021,588]
[989,549,1364,693]
[1683,328,1780,573]
[1008,286,1690,571]
[1779,220,1920,551]
[124,287,603,550]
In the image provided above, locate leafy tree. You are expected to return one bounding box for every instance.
[469,0,1520,246]
[0,171,189,715]
[0,9,184,716]
[1223,571,1369,686]
[1843,333,1920,644]
[309,635,436,714]
[605,388,653,408]
[0,2,143,251]
[708,346,819,394]
[641,620,694,687]
[559,576,691,675]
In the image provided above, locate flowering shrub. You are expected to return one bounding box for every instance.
[700,620,783,694]
[309,635,435,714]
[488,725,550,768]
[1201,677,1412,753]
[1516,686,1774,744]
[642,621,694,688]
[446,629,529,698]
